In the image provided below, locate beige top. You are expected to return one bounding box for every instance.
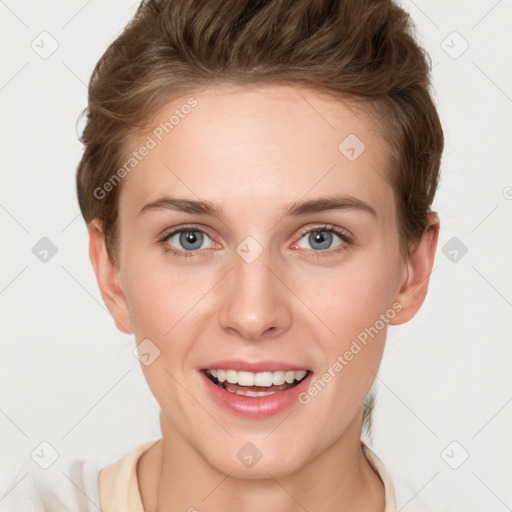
[99,439,397,511]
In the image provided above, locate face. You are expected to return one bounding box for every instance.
[98,84,417,478]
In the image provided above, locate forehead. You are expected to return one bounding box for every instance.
[119,83,394,221]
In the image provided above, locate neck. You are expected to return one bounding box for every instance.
[137,412,385,512]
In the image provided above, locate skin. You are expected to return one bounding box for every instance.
[88,83,439,511]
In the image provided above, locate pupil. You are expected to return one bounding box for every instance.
[180,231,202,250]
[310,230,332,250]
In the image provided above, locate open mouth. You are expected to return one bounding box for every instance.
[202,369,311,397]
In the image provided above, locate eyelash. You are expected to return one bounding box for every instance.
[158,224,353,259]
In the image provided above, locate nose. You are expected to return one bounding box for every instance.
[218,247,292,342]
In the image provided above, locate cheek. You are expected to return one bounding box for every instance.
[121,255,219,354]
[295,254,399,348]
[295,264,394,422]
[123,263,202,396]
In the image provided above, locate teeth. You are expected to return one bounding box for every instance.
[254,371,272,386]
[206,369,307,387]
[226,370,238,384]
[225,387,280,397]
[285,370,296,384]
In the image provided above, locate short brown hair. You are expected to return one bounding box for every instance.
[75,0,443,436]
[76,0,443,262]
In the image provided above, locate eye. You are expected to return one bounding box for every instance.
[295,225,351,253]
[161,228,213,256]
[159,224,351,259]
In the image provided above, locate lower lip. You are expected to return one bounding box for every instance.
[199,370,313,419]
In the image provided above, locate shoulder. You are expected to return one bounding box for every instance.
[99,439,160,512]
[361,442,398,512]
[1,455,102,512]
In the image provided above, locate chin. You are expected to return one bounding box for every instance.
[205,446,308,480]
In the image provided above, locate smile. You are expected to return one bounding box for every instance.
[200,367,313,418]
[204,368,309,396]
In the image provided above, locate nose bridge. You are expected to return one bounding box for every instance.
[218,241,291,341]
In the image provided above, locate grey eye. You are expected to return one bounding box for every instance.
[297,230,343,251]
[165,230,212,251]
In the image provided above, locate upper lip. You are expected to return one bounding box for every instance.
[201,360,311,373]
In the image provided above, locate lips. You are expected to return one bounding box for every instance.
[198,360,314,418]
[204,368,310,394]
[200,359,310,373]
[206,368,308,386]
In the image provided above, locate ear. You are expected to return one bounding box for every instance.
[390,212,440,325]
[88,219,133,334]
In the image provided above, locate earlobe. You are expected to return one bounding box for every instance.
[390,213,440,325]
[88,219,133,334]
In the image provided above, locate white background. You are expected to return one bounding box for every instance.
[1,1,511,510]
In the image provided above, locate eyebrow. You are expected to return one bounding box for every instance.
[138,195,377,218]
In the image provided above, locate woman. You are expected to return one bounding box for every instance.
[3,0,443,510]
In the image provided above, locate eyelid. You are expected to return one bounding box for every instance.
[295,223,353,242]
[159,223,215,241]
[159,223,351,242]
[159,222,353,258]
